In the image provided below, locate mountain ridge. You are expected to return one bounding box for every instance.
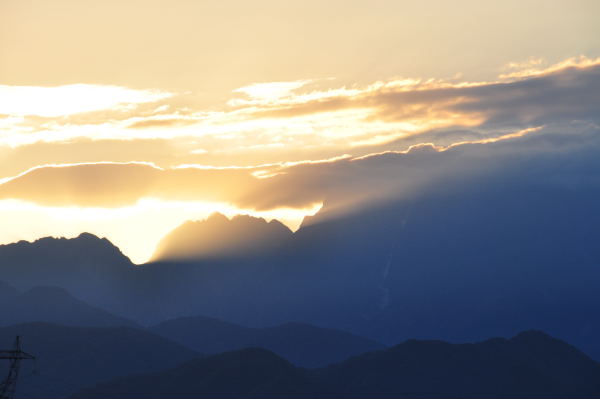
[68,330,600,399]
[151,212,293,262]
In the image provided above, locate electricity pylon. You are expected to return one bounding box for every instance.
[0,337,35,399]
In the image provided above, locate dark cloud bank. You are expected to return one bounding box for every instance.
[3,62,600,211]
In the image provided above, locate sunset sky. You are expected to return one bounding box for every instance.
[1,0,599,263]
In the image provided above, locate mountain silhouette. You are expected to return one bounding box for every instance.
[151,213,293,261]
[150,316,384,368]
[68,331,600,399]
[0,323,198,399]
[0,233,133,294]
[0,284,136,328]
[316,330,600,399]
[0,234,159,321]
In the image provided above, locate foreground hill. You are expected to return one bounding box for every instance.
[316,331,600,399]
[69,331,600,399]
[70,348,315,399]
[150,316,384,368]
[0,283,136,328]
[0,323,198,399]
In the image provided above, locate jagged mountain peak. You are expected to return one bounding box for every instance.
[151,212,293,262]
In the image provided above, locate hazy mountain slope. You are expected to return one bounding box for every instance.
[0,323,198,399]
[69,331,600,399]
[152,213,293,261]
[150,316,384,368]
[274,181,600,358]
[162,146,600,357]
[136,171,600,360]
[0,285,137,328]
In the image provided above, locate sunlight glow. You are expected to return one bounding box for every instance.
[0,84,172,117]
[0,55,596,263]
[231,80,313,104]
[0,199,322,264]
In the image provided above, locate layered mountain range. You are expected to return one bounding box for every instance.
[1,192,599,361]
[1,149,600,364]
[0,142,599,398]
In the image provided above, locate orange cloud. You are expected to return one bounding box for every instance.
[499,55,600,79]
[1,56,599,170]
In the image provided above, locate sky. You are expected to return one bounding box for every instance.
[1,0,599,263]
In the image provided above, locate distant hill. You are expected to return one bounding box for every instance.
[0,283,136,328]
[150,316,384,368]
[151,213,293,261]
[69,331,600,399]
[0,323,198,399]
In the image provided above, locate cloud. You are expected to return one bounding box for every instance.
[0,84,172,117]
[127,117,199,129]
[1,56,599,172]
[0,162,261,207]
[246,57,600,135]
[0,151,353,208]
[1,56,600,222]
[241,121,600,213]
[0,122,593,213]
[499,55,600,79]
[230,79,315,105]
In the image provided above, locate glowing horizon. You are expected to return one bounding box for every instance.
[0,198,322,264]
